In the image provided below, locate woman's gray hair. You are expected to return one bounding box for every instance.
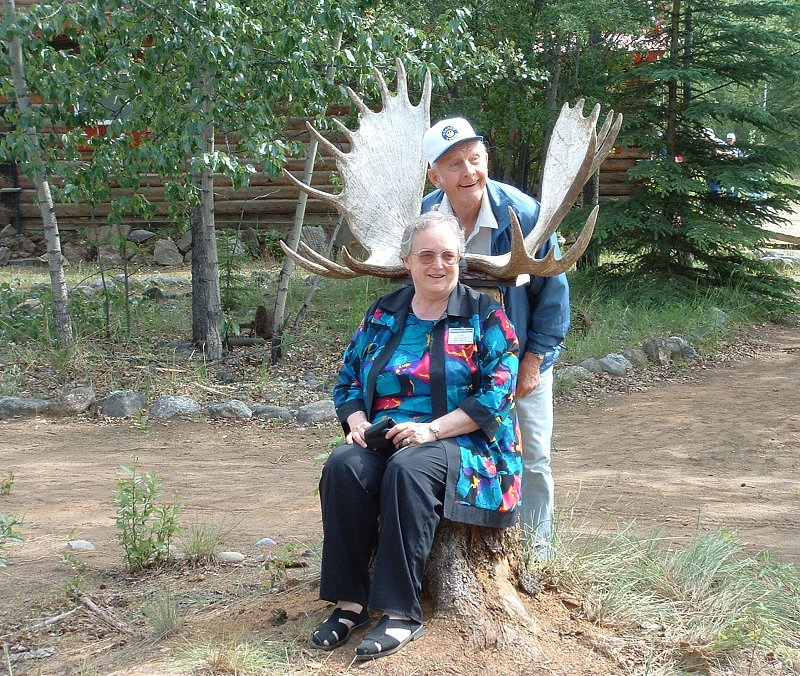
[399,211,466,258]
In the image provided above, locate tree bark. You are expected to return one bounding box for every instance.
[533,32,563,197]
[577,169,600,270]
[190,60,223,359]
[424,521,540,652]
[3,0,73,347]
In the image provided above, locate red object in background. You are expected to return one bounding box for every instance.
[79,124,147,151]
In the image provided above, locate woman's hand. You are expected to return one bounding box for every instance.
[386,422,436,450]
[345,413,371,447]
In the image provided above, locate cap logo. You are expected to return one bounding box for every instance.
[441,125,458,141]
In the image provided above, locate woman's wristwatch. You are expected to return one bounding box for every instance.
[428,421,441,440]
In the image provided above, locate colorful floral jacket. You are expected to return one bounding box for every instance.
[334,283,522,528]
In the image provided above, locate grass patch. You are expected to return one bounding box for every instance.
[180,512,235,564]
[142,588,183,638]
[564,268,794,365]
[176,635,295,675]
[533,502,800,673]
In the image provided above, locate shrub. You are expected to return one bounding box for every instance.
[112,456,183,570]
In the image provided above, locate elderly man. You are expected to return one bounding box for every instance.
[421,117,570,549]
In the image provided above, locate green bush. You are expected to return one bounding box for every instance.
[112,456,183,570]
[0,513,25,567]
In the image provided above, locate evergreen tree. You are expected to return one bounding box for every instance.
[597,0,800,304]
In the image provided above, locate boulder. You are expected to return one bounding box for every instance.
[0,396,54,418]
[128,229,157,243]
[176,230,192,253]
[642,337,672,365]
[554,366,594,384]
[598,353,633,376]
[251,404,293,422]
[58,387,96,414]
[0,246,10,266]
[296,399,337,423]
[153,238,184,266]
[90,390,146,418]
[150,395,202,419]
[207,399,252,420]
[621,348,648,369]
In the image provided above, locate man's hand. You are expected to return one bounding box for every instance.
[517,351,543,399]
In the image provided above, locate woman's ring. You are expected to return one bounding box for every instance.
[404,438,410,446]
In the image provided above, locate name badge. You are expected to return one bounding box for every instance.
[448,327,474,345]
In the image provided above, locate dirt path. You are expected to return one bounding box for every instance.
[0,323,798,674]
[554,324,800,566]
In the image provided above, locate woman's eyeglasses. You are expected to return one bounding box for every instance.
[411,249,461,266]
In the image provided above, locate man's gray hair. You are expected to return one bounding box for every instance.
[399,212,466,258]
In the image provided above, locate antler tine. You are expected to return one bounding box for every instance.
[372,63,393,108]
[282,167,342,209]
[419,68,432,112]
[392,58,408,103]
[332,117,354,143]
[591,111,623,175]
[305,121,346,162]
[523,100,598,257]
[345,85,371,116]
[280,241,360,279]
[296,241,362,278]
[341,246,409,278]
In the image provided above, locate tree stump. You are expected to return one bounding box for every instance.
[423,520,540,653]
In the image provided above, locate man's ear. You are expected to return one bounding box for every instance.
[428,166,442,189]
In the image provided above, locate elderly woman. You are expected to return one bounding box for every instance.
[311,211,521,660]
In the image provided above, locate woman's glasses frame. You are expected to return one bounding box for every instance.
[409,249,461,266]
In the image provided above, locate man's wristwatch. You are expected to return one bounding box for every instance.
[428,421,441,440]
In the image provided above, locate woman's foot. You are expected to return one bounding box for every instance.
[310,602,370,651]
[354,614,424,660]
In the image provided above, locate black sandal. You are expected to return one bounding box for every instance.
[354,615,424,660]
[310,606,371,651]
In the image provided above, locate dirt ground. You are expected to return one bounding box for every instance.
[0,322,798,675]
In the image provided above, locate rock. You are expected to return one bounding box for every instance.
[216,367,236,384]
[90,390,146,418]
[598,353,633,376]
[0,246,10,266]
[666,336,699,359]
[256,537,277,546]
[128,229,157,243]
[153,238,184,266]
[176,230,192,253]
[242,227,261,256]
[97,244,123,266]
[150,395,201,419]
[62,241,93,264]
[642,337,672,365]
[555,366,594,384]
[578,357,605,374]
[251,404,293,422]
[216,551,245,564]
[66,540,95,551]
[0,396,54,418]
[0,223,15,238]
[207,399,252,420]
[58,387,96,414]
[14,298,42,312]
[296,399,337,423]
[621,348,648,369]
[144,286,165,300]
[301,225,328,254]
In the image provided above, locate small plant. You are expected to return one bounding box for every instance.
[0,363,22,396]
[1,469,14,496]
[142,588,182,637]
[112,455,183,570]
[60,552,89,573]
[181,514,233,564]
[0,513,25,567]
[262,542,308,590]
[177,636,292,674]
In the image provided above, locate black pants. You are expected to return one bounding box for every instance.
[318,441,448,622]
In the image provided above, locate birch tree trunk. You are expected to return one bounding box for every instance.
[190,63,223,359]
[3,0,73,347]
[271,33,342,364]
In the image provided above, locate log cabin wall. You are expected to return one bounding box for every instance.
[0,127,642,237]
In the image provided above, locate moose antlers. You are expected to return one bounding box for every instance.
[283,61,622,281]
[281,59,430,279]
